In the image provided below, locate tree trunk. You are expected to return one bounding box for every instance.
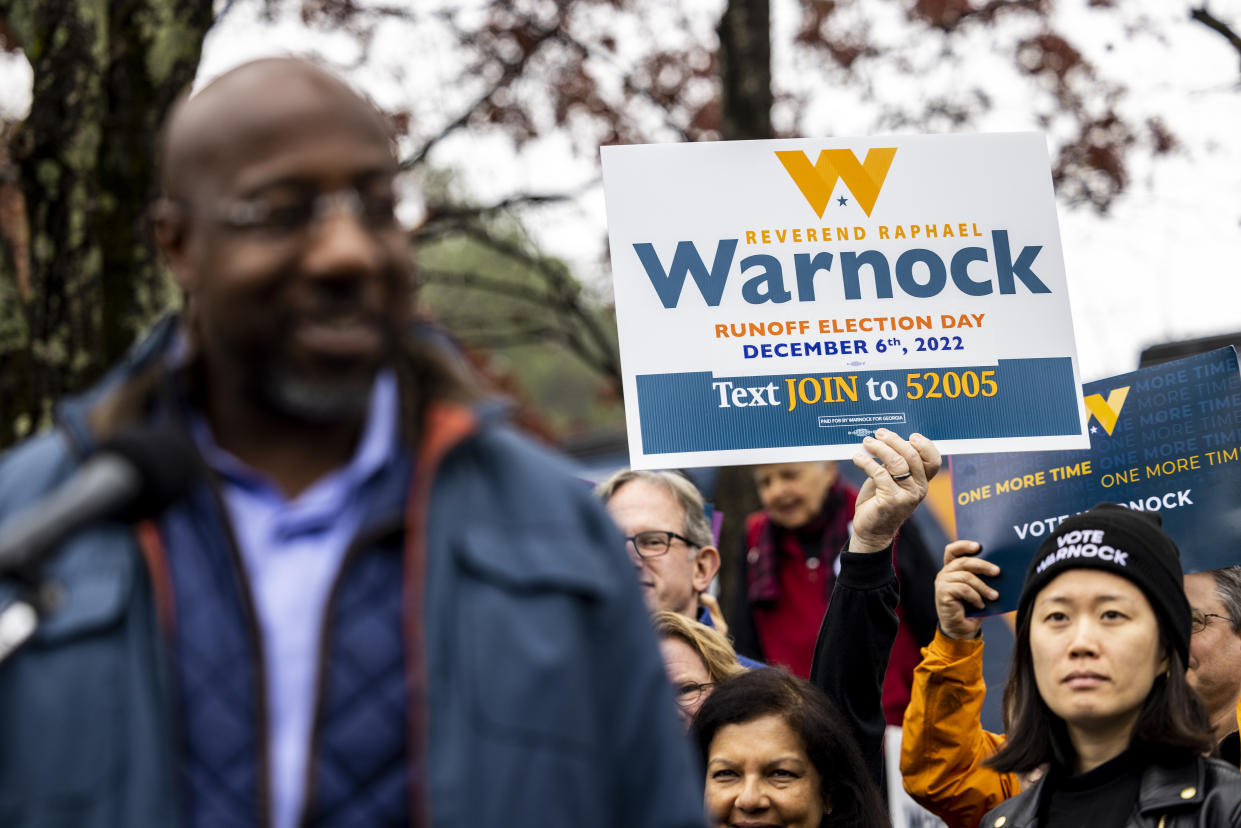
[716,0,772,142]
[0,0,211,447]
[713,0,772,626]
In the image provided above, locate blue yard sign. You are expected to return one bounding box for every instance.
[952,347,1241,614]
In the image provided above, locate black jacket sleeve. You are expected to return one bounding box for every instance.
[727,546,766,663]
[809,546,898,792]
[892,518,940,647]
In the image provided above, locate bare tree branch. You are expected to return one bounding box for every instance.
[431,281,620,381]
[401,22,561,170]
[483,232,618,374]
[545,27,697,142]
[418,267,559,306]
[420,220,621,386]
[460,331,561,350]
[413,184,594,241]
[1191,6,1241,67]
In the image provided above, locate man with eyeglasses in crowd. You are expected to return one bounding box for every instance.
[598,429,945,790]
[0,58,704,828]
[1183,566,1241,764]
[595,469,764,667]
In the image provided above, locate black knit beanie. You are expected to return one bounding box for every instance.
[1016,503,1190,665]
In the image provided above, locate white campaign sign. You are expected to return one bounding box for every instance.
[602,133,1088,469]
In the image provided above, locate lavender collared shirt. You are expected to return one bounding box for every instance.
[191,372,398,828]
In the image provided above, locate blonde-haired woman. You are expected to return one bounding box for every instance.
[654,611,746,725]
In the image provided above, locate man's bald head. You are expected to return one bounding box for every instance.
[151,56,413,430]
[160,58,395,203]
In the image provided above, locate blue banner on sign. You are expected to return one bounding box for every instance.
[952,347,1241,615]
[636,357,1080,455]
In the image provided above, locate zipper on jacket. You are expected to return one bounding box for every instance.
[297,400,479,827]
[202,476,276,828]
[128,439,271,828]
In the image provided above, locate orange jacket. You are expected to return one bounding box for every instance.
[899,630,1019,828]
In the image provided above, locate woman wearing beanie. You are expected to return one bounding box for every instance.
[983,504,1241,828]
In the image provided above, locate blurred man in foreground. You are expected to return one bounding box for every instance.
[0,58,702,828]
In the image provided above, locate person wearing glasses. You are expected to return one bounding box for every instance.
[596,469,764,668]
[0,58,705,828]
[689,431,942,828]
[604,431,942,798]
[653,610,746,727]
[596,469,720,619]
[1182,567,1241,765]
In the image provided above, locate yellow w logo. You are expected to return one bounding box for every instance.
[1083,386,1130,436]
[775,148,897,218]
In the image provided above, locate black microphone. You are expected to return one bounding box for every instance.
[0,425,201,576]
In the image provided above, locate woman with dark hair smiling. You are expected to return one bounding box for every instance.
[691,668,890,828]
[985,504,1241,828]
[688,428,939,827]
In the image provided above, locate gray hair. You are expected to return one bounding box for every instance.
[594,469,714,550]
[1209,565,1241,634]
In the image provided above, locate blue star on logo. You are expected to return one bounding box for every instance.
[837,196,848,206]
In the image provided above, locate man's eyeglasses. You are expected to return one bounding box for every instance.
[625,530,697,559]
[674,681,715,709]
[1191,610,1234,634]
[207,185,399,236]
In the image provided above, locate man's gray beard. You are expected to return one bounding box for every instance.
[261,366,376,425]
